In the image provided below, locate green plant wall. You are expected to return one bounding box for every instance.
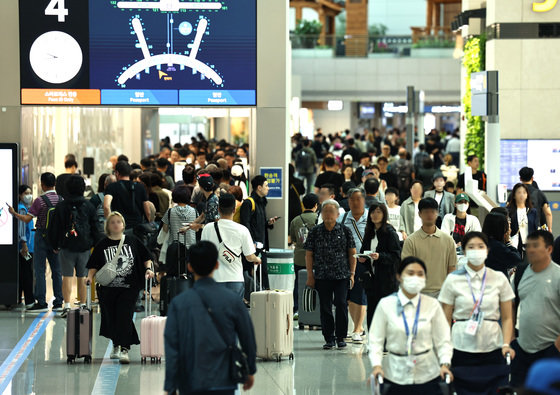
[462,35,486,169]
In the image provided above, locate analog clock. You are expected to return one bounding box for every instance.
[29,31,83,84]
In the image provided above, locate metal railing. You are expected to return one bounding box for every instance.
[290,33,457,58]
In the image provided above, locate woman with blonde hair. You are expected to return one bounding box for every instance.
[86,211,154,364]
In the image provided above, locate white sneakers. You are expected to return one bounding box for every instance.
[110,346,120,360]
[351,333,363,343]
[119,348,130,364]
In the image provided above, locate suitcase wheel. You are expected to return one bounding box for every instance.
[84,356,92,364]
[158,357,162,364]
[276,356,281,362]
[289,353,294,361]
[299,324,304,330]
[141,357,146,364]
[67,357,75,364]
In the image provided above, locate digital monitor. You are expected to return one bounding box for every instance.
[0,144,20,306]
[500,139,560,191]
[359,103,375,119]
[19,0,257,106]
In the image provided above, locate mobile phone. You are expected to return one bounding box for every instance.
[275,216,282,220]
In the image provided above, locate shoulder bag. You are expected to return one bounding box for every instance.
[95,235,125,286]
[194,289,250,384]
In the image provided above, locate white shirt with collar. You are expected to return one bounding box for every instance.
[368,289,453,385]
[439,264,514,353]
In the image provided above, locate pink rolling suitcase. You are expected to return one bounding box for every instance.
[66,282,93,364]
[140,278,167,364]
[250,264,294,362]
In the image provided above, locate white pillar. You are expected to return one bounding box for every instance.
[485,116,500,202]
[250,0,290,248]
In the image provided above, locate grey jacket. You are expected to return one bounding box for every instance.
[399,197,418,236]
[423,190,455,219]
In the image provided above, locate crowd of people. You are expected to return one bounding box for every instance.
[6,127,560,394]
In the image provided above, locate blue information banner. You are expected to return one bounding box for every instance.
[101,89,178,105]
[260,167,283,199]
[179,90,256,105]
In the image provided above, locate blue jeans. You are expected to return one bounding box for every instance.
[221,282,245,300]
[33,235,63,306]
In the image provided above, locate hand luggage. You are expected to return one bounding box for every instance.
[297,269,321,330]
[160,231,193,316]
[250,264,294,362]
[140,277,166,364]
[66,281,93,364]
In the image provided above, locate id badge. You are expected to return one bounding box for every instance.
[465,312,483,336]
[406,355,416,371]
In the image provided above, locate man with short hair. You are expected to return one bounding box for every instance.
[103,161,151,230]
[314,156,344,195]
[401,197,457,298]
[164,241,257,394]
[56,157,79,199]
[377,156,397,189]
[392,147,415,201]
[305,199,357,350]
[156,158,175,189]
[240,176,279,290]
[10,173,64,313]
[424,172,455,227]
[342,138,361,163]
[338,189,368,343]
[519,167,552,231]
[289,193,319,315]
[201,193,261,299]
[511,230,560,387]
[364,179,383,208]
[50,175,101,317]
[295,139,317,194]
[317,183,345,224]
[457,154,487,193]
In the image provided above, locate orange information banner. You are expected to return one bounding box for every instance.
[21,89,101,105]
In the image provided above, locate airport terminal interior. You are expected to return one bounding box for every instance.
[1,0,560,394]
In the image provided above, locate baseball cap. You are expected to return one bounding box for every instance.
[524,359,560,395]
[343,154,353,162]
[455,193,470,203]
[362,169,374,178]
[197,173,215,192]
[432,172,445,182]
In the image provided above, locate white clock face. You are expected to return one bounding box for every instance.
[29,31,83,84]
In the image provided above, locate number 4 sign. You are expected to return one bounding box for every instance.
[45,0,69,22]
[533,0,558,12]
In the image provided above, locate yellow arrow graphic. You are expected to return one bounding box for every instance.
[158,70,168,79]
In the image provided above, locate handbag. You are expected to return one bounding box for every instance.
[194,289,250,384]
[95,235,125,286]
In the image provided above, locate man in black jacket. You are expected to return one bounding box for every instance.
[50,175,101,317]
[240,175,279,290]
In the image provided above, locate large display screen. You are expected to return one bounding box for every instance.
[19,0,257,106]
[500,139,560,191]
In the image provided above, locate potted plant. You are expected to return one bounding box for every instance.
[294,19,323,49]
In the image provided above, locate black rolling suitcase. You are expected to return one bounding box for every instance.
[160,231,193,316]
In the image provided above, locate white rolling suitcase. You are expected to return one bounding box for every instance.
[140,278,167,364]
[250,265,294,362]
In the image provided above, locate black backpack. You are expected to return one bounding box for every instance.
[56,201,94,252]
[394,160,412,192]
[296,149,315,174]
[513,263,529,308]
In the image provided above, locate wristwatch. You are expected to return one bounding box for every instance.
[441,363,451,368]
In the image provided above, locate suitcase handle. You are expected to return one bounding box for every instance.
[286,313,290,335]
[254,262,263,293]
[145,276,152,316]
[85,280,91,310]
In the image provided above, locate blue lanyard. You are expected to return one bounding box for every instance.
[465,269,487,315]
[401,296,421,339]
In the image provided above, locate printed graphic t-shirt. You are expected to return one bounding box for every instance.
[87,235,152,289]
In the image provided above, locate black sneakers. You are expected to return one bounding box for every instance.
[323,340,336,350]
[26,303,49,314]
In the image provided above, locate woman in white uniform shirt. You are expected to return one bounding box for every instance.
[439,232,516,387]
[369,256,453,395]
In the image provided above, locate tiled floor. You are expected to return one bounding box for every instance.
[0,306,374,395]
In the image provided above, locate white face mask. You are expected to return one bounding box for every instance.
[466,249,487,267]
[457,203,469,213]
[401,275,426,295]
[23,195,33,205]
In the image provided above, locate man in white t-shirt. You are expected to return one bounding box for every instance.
[384,187,403,241]
[201,193,261,299]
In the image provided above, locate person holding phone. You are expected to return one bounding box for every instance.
[369,257,453,394]
[13,185,35,310]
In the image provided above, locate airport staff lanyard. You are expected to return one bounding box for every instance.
[466,269,487,317]
[402,297,421,356]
